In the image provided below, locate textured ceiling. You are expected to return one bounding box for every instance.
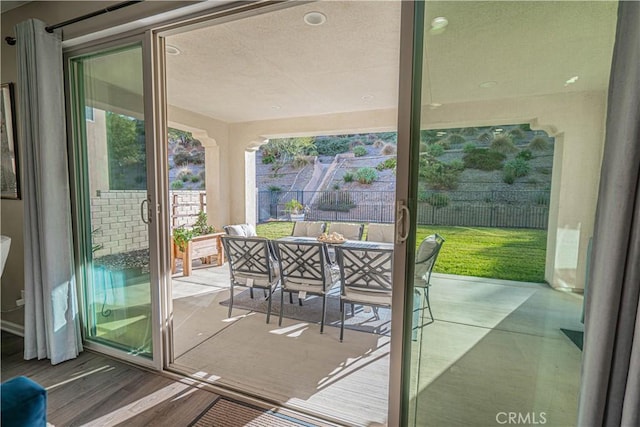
[162,0,617,123]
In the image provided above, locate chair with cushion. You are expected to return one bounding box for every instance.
[365,223,395,243]
[335,245,393,342]
[273,240,340,333]
[414,234,445,325]
[291,221,326,238]
[327,222,364,240]
[224,223,258,237]
[221,236,280,323]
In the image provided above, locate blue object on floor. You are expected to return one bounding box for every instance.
[0,376,47,427]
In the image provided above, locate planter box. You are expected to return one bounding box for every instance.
[171,232,225,276]
[290,213,305,222]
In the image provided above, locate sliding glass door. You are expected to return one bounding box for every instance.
[398,1,616,425]
[68,41,161,365]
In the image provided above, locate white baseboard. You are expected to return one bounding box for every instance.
[1,320,24,336]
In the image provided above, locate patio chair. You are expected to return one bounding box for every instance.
[221,236,280,323]
[365,223,395,243]
[273,241,340,333]
[327,222,364,240]
[291,221,326,238]
[223,223,258,237]
[413,234,445,326]
[335,246,393,342]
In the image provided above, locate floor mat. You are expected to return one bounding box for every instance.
[219,288,391,335]
[191,398,319,427]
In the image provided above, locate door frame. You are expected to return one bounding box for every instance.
[64,35,165,370]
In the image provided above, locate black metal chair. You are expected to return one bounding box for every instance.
[273,240,339,333]
[413,234,445,325]
[335,246,393,342]
[221,236,280,323]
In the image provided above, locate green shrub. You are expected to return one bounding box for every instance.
[380,143,397,155]
[503,158,531,180]
[268,185,281,192]
[519,123,532,132]
[292,155,310,169]
[447,134,466,146]
[171,180,184,189]
[490,135,517,154]
[420,159,461,190]
[448,160,465,171]
[332,184,340,190]
[478,132,492,143]
[461,127,478,136]
[316,191,356,212]
[424,193,450,207]
[173,152,191,166]
[262,154,275,164]
[189,151,205,164]
[376,158,397,171]
[352,146,367,157]
[503,170,516,184]
[508,128,526,140]
[426,144,445,157]
[463,142,477,153]
[463,148,506,170]
[355,167,378,184]
[343,172,354,183]
[181,173,192,182]
[516,149,533,161]
[315,138,351,156]
[529,136,549,151]
[420,142,429,153]
[190,175,201,183]
[435,139,450,150]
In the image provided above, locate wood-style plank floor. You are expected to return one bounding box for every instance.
[1,332,219,427]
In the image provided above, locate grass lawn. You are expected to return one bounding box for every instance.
[256,222,547,283]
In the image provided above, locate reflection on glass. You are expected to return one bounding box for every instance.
[407,1,616,425]
[72,45,152,357]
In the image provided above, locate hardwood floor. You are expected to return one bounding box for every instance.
[1,332,219,426]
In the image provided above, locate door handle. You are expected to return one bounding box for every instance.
[396,201,410,244]
[140,198,151,224]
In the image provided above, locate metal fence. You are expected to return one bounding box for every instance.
[257,190,550,229]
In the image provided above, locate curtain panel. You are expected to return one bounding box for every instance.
[16,19,82,364]
[579,2,640,426]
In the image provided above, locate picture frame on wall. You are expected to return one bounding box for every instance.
[1,82,20,200]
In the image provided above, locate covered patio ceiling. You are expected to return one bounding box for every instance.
[164,0,617,124]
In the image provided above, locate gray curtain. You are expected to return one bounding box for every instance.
[578,2,640,426]
[16,19,82,364]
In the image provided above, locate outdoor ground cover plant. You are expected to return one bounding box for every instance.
[256,222,546,283]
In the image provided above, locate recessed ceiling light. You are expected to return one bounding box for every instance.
[304,11,326,26]
[429,103,442,109]
[361,95,374,101]
[270,105,281,110]
[564,76,579,86]
[431,17,449,30]
[165,44,181,55]
[479,81,497,88]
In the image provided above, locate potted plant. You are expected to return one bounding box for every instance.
[284,199,307,221]
[171,211,224,276]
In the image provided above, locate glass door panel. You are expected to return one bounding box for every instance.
[404,1,617,425]
[70,44,153,357]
